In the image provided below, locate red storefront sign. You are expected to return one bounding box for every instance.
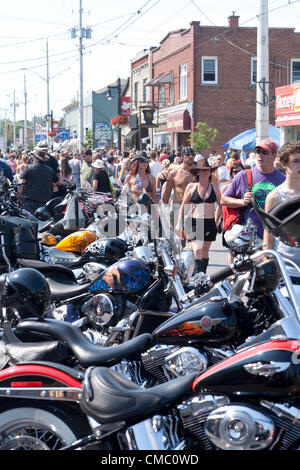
[275,84,300,127]
[166,109,191,132]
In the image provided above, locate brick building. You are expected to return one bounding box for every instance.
[130,14,300,154]
[128,49,153,150]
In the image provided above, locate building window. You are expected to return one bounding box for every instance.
[251,57,257,85]
[158,85,165,107]
[291,59,300,83]
[143,78,150,103]
[134,82,139,108]
[202,57,218,84]
[169,83,174,105]
[180,64,187,100]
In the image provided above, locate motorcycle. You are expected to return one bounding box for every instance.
[0,250,299,450]
[0,197,299,450]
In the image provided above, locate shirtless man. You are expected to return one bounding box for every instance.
[161,146,195,227]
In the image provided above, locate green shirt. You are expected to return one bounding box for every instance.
[80,161,94,184]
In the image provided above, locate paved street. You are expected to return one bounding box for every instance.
[207,233,229,276]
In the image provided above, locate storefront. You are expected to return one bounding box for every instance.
[153,123,171,149]
[166,109,191,151]
[275,83,300,144]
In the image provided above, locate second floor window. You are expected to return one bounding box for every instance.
[291,59,300,83]
[159,85,165,106]
[251,57,257,85]
[180,64,187,100]
[202,57,218,84]
[143,78,150,103]
[169,83,174,104]
[134,82,139,108]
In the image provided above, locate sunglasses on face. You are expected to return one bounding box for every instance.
[255,148,270,155]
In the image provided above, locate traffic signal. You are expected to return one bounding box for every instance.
[6,123,11,132]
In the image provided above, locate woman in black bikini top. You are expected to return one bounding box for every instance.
[175,159,221,274]
[190,183,217,204]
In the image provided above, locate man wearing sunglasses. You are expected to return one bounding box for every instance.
[221,139,285,239]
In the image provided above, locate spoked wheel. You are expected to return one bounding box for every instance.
[0,406,82,450]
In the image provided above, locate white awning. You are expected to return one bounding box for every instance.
[146,71,173,86]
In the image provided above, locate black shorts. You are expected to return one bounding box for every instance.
[187,218,217,242]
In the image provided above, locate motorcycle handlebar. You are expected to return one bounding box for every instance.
[208,266,234,284]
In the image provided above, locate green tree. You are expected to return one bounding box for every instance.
[189,121,219,154]
[82,129,94,149]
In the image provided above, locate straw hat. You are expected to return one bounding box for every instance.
[91,159,105,169]
[31,149,49,162]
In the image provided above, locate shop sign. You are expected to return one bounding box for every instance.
[275,84,300,126]
[95,123,111,140]
[275,83,300,114]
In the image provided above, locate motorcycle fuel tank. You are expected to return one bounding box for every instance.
[193,339,300,398]
[90,258,151,294]
[81,238,128,263]
[55,230,97,253]
[154,298,244,347]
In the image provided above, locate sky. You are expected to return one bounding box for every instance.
[0,0,299,124]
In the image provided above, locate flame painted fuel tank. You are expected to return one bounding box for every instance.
[193,339,300,398]
[90,258,151,294]
[153,299,246,347]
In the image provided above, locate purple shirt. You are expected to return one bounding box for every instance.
[223,167,286,238]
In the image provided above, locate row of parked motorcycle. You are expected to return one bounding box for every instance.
[0,173,298,451]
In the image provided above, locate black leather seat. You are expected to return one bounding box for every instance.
[1,320,71,365]
[80,367,197,423]
[16,319,153,368]
[17,258,76,281]
[45,277,90,302]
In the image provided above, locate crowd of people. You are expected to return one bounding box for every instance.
[0,137,299,276]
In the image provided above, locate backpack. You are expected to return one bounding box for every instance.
[222,169,252,232]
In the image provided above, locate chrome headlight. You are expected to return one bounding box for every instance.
[179,250,195,280]
[81,293,117,327]
[133,246,155,264]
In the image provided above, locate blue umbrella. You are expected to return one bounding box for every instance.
[222,124,280,150]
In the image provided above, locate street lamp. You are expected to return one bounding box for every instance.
[20,63,50,144]
[106,78,121,153]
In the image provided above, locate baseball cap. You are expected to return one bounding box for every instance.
[254,139,277,154]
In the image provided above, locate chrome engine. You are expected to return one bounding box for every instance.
[141,345,208,384]
[178,396,300,450]
[205,404,275,450]
[118,414,184,450]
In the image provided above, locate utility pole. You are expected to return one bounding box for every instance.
[79,0,84,153]
[24,74,28,151]
[256,0,270,141]
[10,89,19,149]
[69,1,92,152]
[117,77,121,153]
[46,39,50,144]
